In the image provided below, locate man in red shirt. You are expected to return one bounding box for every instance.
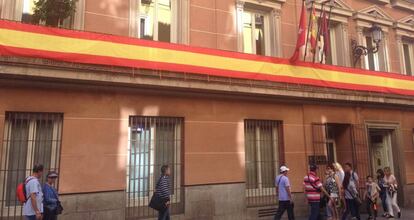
[303,164,331,220]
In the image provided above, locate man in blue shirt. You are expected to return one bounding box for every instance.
[274,165,295,220]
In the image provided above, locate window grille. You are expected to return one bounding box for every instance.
[126,116,183,219]
[245,119,282,207]
[0,112,63,218]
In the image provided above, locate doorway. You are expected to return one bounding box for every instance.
[368,129,394,175]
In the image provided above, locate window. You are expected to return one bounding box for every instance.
[0,112,63,217]
[243,10,267,55]
[134,0,176,42]
[364,34,389,72]
[325,23,347,66]
[0,0,84,29]
[245,119,281,207]
[126,116,183,218]
[402,42,414,76]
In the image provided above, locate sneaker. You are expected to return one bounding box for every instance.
[398,212,401,218]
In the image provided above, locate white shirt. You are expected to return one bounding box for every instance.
[23,176,43,216]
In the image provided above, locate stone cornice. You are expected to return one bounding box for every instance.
[1,57,414,108]
[307,0,354,23]
[394,15,414,37]
[353,5,394,27]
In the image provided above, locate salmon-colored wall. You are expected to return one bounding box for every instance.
[84,0,129,36]
[1,86,414,193]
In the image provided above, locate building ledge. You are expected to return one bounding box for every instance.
[1,57,414,108]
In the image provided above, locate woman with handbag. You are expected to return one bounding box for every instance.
[324,165,340,220]
[341,171,361,220]
[383,167,401,219]
[376,169,388,217]
[43,171,63,220]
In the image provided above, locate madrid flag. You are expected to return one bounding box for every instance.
[289,1,307,63]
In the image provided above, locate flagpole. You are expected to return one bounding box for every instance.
[312,2,325,63]
[320,0,333,64]
[303,0,314,62]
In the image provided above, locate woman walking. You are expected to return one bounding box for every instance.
[324,165,340,220]
[384,167,401,219]
[43,171,61,220]
[341,171,360,220]
[377,169,388,217]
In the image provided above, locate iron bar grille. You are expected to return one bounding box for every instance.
[245,119,281,207]
[0,112,63,219]
[311,123,370,195]
[126,116,184,219]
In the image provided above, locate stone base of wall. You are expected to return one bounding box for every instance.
[59,190,125,220]
[184,183,246,220]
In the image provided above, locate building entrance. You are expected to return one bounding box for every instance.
[369,129,395,175]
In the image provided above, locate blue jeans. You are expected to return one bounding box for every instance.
[380,192,388,213]
[342,199,360,220]
[274,200,295,220]
[25,216,36,220]
[308,202,320,220]
[158,207,170,220]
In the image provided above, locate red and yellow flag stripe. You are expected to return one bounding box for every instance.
[0,20,414,96]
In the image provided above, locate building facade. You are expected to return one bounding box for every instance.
[0,0,414,220]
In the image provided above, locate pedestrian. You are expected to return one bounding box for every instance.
[333,162,344,185]
[155,165,171,220]
[23,164,44,220]
[343,163,359,187]
[341,171,361,220]
[365,175,380,220]
[383,167,401,219]
[376,169,388,217]
[274,165,294,220]
[43,171,61,220]
[324,164,340,220]
[303,164,332,220]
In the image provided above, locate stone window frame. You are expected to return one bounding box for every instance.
[308,0,353,67]
[0,0,85,30]
[129,0,189,44]
[394,15,414,75]
[236,0,284,57]
[353,5,393,72]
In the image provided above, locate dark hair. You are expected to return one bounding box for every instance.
[366,175,373,179]
[342,171,351,189]
[327,164,335,170]
[33,164,44,173]
[344,162,352,168]
[310,164,318,172]
[376,169,385,178]
[161,165,169,175]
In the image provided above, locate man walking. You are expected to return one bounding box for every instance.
[303,164,331,220]
[274,165,294,220]
[156,165,171,220]
[23,164,44,220]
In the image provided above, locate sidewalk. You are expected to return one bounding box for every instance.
[295,209,414,220]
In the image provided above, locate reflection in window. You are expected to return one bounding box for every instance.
[403,43,413,76]
[138,0,172,42]
[243,11,266,55]
[21,0,74,28]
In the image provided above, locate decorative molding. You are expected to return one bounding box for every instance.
[73,0,85,30]
[308,0,354,23]
[391,0,414,12]
[394,15,414,37]
[353,5,394,27]
[371,0,391,4]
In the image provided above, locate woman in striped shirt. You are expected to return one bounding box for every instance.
[156,165,171,220]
